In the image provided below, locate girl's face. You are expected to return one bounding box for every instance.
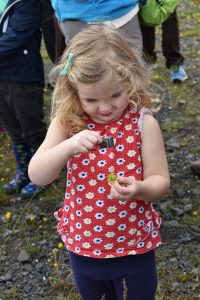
[77,74,129,123]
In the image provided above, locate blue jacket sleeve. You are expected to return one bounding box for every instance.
[0,0,42,60]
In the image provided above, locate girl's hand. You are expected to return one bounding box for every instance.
[110,177,141,201]
[70,130,102,155]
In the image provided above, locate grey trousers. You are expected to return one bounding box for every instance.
[60,14,143,55]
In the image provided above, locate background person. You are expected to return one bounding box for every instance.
[140,9,188,82]
[0,0,46,197]
[51,0,143,54]
[41,0,65,63]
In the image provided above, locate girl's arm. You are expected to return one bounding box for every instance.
[28,117,102,185]
[110,114,170,202]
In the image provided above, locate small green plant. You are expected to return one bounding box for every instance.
[107,172,117,185]
[47,245,81,298]
[2,287,20,299]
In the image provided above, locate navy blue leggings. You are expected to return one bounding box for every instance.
[68,250,157,300]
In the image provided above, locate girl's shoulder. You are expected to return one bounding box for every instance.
[137,107,158,137]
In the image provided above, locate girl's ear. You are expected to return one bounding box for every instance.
[129,99,138,111]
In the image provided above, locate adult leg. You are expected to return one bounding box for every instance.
[41,0,56,63]
[60,20,88,46]
[60,15,143,54]
[140,24,156,63]
[162,9,184,69]
[120,14,143,55]
[53,16,66,61]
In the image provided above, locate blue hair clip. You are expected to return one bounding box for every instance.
[61,52,75,76]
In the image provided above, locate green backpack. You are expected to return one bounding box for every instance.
[139,0,180,26]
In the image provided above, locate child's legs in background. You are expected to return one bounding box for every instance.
[0,81,25,145]
[14,82,46,150]
[0,81,46,150]
[0,80,46,192]
[162,9,184,68]
[140,24,157,63]
[68,250,157,300]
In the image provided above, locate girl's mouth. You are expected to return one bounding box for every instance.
[99,112,112,116]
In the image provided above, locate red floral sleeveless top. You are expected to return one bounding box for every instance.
[55,106,161,258]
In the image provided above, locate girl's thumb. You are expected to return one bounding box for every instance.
[117,176,131,185]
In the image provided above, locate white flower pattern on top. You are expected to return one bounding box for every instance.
[55,106,161,258]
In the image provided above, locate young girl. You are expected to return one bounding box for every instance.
[29,25,170,300]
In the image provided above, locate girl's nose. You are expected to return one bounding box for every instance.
[99,101,112,113]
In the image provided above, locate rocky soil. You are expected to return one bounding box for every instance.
[0,1,200,299]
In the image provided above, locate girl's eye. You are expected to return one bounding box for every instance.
[85,98,97,103]
[112,91,122,98]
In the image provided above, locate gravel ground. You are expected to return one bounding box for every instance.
[0,2,200,299]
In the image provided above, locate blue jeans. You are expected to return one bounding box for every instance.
[68,250,157,300]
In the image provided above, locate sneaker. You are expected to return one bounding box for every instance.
[3,174,30,193]
[170,65,188,83]
[21,182,45,198]
[143,54,157,70]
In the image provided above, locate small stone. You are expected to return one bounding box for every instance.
[183,204,192,213]
[175,188,185,198]
[190,225,200,232]
[186,153,194,160]
[171,207,184,216]
[175,247,183,256]
[191,268,200,276]
[36,262,44,270]
[10,196,22,203]
[0,273,12,282]
[169,257,177,263]
[178,99,186,104]
[172,282,179,289]
[3,229,12,237]
[163,220,179,228]
[180,233,192,242]
[0,215,10,224]
[182,197,192,204]
[17,250,31,262]
[38,239,47,245]
[159,201,171,213]
[166,138,180,149]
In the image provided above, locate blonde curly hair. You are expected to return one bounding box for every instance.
[50,25,158,132]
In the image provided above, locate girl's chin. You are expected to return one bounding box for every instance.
[92,113,121,123]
